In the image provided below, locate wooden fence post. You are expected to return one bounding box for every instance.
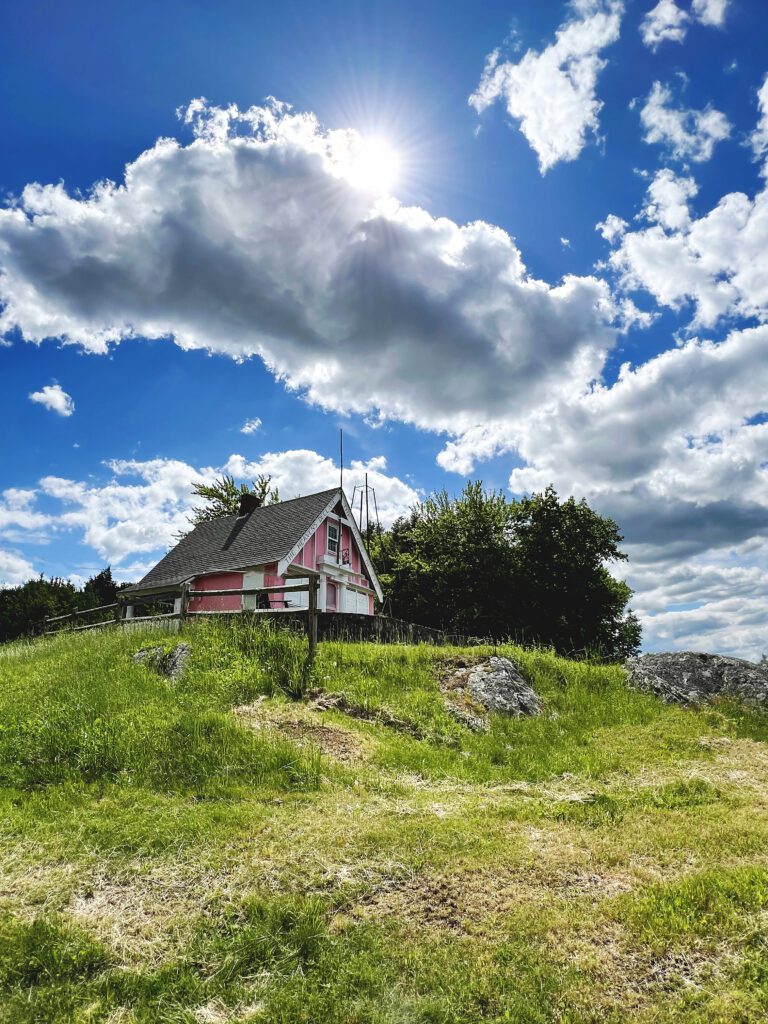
[115,599,123,627]
[307,576,318,661]
[42,615,48,637]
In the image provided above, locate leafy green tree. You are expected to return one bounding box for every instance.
[79,566,118,609]
[370,482,515,637]
[0,576,78,642]
[0,567,128,642]
[186,474,280,529]
[507,487,641,659]
[370,482,641,660]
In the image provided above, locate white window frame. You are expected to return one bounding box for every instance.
[327,521,339,555]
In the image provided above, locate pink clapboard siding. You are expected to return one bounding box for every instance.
[189,571,244,612]
[291,531,316,571]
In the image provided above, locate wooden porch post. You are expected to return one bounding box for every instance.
[179,582,190,623]
[307,576,318,661]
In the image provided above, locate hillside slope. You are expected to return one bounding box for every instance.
[2,622,768,1022]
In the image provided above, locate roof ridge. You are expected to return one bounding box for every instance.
[268,486,339,508]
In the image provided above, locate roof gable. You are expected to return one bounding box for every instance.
[277,490,383,601]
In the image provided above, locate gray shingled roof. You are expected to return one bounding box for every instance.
[126,488,339,593]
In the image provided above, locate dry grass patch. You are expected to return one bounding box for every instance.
[620,737,768,796]
[0,858,80,920]
[193,998,263,1023]
[562,920,738,1017]
[66,864,229,966]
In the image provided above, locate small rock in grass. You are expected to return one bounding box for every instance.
[132,643,191,681]
[441,656,542,726]
[466,657,543,716]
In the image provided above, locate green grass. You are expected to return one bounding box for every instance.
[2,619,768,1021]
[0,624,320,791]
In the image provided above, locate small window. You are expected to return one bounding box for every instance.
[327,522,339,554]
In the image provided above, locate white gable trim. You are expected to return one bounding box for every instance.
[277,489,384,602]
[277,492,340,578]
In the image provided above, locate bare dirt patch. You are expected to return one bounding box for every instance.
[234,701,368,762]
[351,859,634,934]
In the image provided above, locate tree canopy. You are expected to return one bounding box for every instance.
[0,567,121,643]
[369,482,641,660]
[186,474,280,529]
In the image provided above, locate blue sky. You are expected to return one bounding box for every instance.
[1,0,767,657]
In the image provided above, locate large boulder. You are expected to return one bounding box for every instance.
[441,656,542,730]
[626,652,768,708]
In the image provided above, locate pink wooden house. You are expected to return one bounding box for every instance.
[123,487,382,616]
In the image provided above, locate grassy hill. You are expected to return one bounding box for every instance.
[2,622,768,1023]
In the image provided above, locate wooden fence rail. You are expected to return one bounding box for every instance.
[46,602,119,624]
[41,575,320,660]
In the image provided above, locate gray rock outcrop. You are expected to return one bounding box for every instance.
[132,643,191,681]
[626,651,768,708]
[441,656,542,729]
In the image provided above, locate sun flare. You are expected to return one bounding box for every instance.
[339,136,401,196]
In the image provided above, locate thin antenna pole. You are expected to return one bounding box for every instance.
[372,487,382,536]
[339,428,343,497]
[365,472,370,547]
[359,487,364,532]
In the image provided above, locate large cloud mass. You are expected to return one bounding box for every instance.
[0,98,616,445]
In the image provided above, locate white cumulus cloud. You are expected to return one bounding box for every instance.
[640,0,690,49]
[222,450,418,528]
[691,0,729,27]
[596,213,628,243]
[28,383,74,417]
[640,0,731,50]
[603,167,768,327]
[469,1,623,173]
[749,73,768,170]
[639,81,731,163]
[240,417,262,435]
[7,449,418,569]
[0,549,37,587]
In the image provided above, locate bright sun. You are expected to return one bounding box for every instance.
[341,137,401,196]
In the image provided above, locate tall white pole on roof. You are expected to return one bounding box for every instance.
[338,428,343,566]
[365,472,370,547]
